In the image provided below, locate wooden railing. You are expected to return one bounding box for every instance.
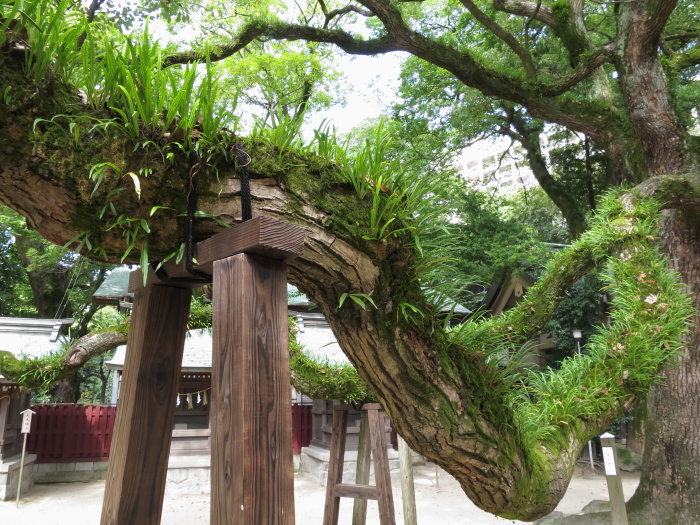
[26,402,314,462]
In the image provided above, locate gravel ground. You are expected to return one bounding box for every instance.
[1,465,640,524]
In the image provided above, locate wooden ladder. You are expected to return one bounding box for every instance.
[323,403,396,525]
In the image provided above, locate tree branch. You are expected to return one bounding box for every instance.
[504,106,589,237]
[493,0,560,29]
[640,0,679,50]
[323,4,374,28]
[458,0,537,79]
[538,44,614,97]
[663,31,700,41]
[164,20,399,66]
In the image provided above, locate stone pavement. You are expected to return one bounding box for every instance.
[0,464,640,525]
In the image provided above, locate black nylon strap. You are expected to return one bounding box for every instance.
[236,143,252,222]
[150,155,211,284]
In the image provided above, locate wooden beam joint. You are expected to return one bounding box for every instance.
[129,216,305,291]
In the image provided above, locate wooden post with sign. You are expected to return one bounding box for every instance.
[15,408,35,507]
[99,216,305,525]
[600,432,629,525]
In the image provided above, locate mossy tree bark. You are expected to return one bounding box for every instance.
[624,208,700,524]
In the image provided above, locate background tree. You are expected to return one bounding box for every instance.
[0,205,35,316]
[0,204,114,401]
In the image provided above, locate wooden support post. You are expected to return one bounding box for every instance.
[324,404,396,525]
[367,408,396,525]
[600,433,629,525]
[324,408,350,525]
[0,394,9,447]
[397,436,417,525]
[101,284,192,525]
[211,253,295,525]
[352,412,371,525]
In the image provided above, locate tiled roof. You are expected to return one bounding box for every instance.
[106,311,352,371]
[0,317,74,380]
[93,269,133,305]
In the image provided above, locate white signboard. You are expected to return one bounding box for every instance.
[602,446,617,476]
[20,409,35,434]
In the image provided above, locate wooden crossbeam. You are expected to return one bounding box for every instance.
[128,216,305,291]
[335,484,379,500]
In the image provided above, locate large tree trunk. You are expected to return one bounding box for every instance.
[612,2,700,522]
[625,209,700,524]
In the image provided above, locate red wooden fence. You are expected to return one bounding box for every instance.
[27,402,313,462]
[291,403,313,454]
[27,404,117,463]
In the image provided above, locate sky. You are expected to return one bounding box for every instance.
[305,51,407,135]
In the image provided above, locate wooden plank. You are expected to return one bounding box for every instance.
[171,429,211,438]
[129,217,306,291]
[323,408,349,525]
[100,284,191,525]
[336,483,378,500]
[210,253,295,525]
[398,436,418,525]
[368,408,396,525]
[352,412,371,525]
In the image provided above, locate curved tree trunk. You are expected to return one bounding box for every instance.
[612,1,700,521]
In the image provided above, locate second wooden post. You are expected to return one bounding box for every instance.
[211,253,295,525]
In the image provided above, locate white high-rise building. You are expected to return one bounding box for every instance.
[457,139,539,193]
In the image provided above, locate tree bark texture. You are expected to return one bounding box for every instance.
[626,209,700,524]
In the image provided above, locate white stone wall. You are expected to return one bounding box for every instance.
[0,455,36,501]
[33,461,109,484]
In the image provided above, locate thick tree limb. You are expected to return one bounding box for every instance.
[164,21,400,66]
[64,329,127,367]
[0,327,127,388]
